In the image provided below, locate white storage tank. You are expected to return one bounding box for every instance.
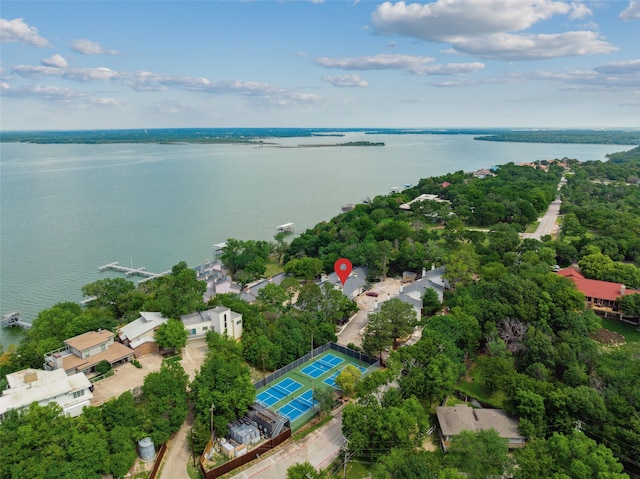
[138,437,155,462]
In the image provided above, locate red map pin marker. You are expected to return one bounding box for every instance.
[334,258,353,286]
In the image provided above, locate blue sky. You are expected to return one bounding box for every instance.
[1,0,639,130]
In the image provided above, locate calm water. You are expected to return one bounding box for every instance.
[0,132,633,347]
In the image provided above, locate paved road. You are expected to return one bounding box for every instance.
[338,277,401,347]
[230,411,346,479]
[521,176,565,240]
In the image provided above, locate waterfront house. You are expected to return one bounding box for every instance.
[435,404,525,450]
[44,330,134,375]
[117,312,168,356]
[181,306,243,340]
[0,368,92,419]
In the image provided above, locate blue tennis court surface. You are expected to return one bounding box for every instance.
[256,378,302,407]
[323,365,367,388]
[278,389,317,422]
[301,354,345,379]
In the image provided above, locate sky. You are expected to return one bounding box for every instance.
[1,0,639,130]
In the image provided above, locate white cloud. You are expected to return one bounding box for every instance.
[71,38,118,55]
[453,31,616,60]
[315,53,484,75]
[42,54,68,68]
[10,61,319,106]
[371,0,615,60]
[322,74,369,87]
[620,0,640,20]
[569,2,592,20]
[372,0,571,40]
[1,84,86,100]
[0,18,50,47]
[13,64,120,82]
[315,53,435,72]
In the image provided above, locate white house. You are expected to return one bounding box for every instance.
[181,306,243,340]
[0,368,93,419]
[117,312,168,356]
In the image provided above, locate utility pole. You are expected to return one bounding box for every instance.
[343,439,349,479]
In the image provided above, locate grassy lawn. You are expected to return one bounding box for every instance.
[264,260,284,278]
[600,317,640,342]
[445,395,467,407]
[524,221,539,233]
[455,364,506,409]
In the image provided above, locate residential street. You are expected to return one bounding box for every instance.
[337,277,402,347]
[520,176,565,240]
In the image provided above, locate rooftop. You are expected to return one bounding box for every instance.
[65,329,113,351]
[436,405,523,441]
[1,369,92,416]
[557,267,639,302]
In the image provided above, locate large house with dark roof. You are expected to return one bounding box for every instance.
[557,267,639,322]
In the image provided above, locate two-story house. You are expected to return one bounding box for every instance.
[44,329,134,375]
[181,306,243,340]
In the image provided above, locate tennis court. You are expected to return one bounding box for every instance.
[322,364,368,389]
[277,390,317,422]
[256,377,302,407]
[301,353,344,379]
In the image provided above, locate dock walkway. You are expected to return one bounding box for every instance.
[98,262,170,283]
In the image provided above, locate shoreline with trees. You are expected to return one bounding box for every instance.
[2,145,640,478]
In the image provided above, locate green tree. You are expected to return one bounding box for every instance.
[81,277,139,319]
[444,244,479,291]
[257,283,289,310]
[445,429,512,479]
[313,386,335,418]
[335,364,362,398]
[189,332,256,437]
[287,461,326,479]
[154,318,188,351]
[153,261,206,318]
[284,257,325,280]
[422,288,442,318]
[619,293,640,319]
[514,431,628,479]
[369,298,417,350]
[141,361,189,445]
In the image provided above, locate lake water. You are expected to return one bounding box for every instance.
[0,132,633,347]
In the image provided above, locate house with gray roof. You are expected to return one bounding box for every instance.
[239,273,287,303]
[435,404,525,450]
[318,265,368,299]
[117,312,168,356]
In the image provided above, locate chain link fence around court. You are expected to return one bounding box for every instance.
[253,342,379,390]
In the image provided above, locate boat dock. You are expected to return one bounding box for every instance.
[1,311,31,329]
[98,262,170,283]
[276,222,295,234]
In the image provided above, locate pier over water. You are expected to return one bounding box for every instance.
[98,262,170,283]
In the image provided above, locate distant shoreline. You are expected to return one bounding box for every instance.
[0,128,638,146]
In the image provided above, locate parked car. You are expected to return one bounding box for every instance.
[366,291,379,297]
